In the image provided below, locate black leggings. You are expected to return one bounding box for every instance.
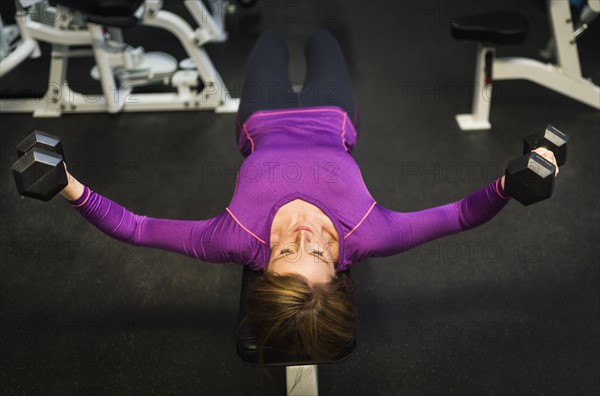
[237,29,359,128]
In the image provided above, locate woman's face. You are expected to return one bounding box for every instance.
[268,204,339,285]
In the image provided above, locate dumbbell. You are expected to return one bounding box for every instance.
[504,124,568,206]
[12,130,68,202]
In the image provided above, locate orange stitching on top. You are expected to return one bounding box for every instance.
[71,187,91,208]
[247,107,346,120]
[495,179,510,200]
[242,123,255,153]
[344,201,377,239]
[340,112,348,152]
[226,207,265,244]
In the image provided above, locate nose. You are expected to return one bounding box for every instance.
[294,230,312,249]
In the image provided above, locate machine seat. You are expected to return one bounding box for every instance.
[451,11,529,45]
[50,0,146,27]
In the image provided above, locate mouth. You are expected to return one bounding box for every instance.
[294,226,313,233]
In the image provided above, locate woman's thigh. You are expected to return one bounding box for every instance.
[237,31,299,124]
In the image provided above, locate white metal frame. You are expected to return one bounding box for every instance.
[456,0,600,130]
[286,365,318,396]
[0,14,22,61]
[0,0,238,117]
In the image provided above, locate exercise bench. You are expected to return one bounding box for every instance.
[451,0,600,130]
[237,266,356,396]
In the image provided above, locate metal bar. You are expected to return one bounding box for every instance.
[547,0,581,76]
[494,57,600,109]
[286,365,318,396]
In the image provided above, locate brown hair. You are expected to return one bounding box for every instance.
[245,270,356,368]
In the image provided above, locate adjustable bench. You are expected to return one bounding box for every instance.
[451,0,600,130]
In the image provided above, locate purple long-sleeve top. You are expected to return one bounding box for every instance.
[68,106,511,272]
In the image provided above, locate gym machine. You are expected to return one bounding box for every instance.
[0,0,239,117]
[451,0,600,130]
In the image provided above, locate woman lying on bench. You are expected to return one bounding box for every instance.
[59,29,558,366]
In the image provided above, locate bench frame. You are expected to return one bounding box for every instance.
[0,0,238,117]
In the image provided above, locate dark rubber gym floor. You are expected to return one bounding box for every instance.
[1,1,599,395]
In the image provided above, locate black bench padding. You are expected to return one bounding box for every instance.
[50,0,145,27]
[237,266,356,367]
[451,11,530,45]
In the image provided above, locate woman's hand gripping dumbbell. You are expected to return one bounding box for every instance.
[503,124,568,206]
[12,130,82,202]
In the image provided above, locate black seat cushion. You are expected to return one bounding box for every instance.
[50,0,145,27]
[237,266,356,367]
[451,11,529,45]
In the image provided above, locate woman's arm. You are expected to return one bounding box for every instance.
[345,178,512,262]
[393,178,511,251]
[59,168,233,262]
[350,147,560,259]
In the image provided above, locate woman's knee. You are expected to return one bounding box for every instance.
[256,30,287,48]
[307,28,339,48]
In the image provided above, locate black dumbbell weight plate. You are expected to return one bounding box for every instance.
[12,148,68,201]
[505,152,555,206]
[16,130,65,160]
[523,124,568,166]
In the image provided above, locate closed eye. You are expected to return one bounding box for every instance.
[310,251,331,265]
[278,248,327,262]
